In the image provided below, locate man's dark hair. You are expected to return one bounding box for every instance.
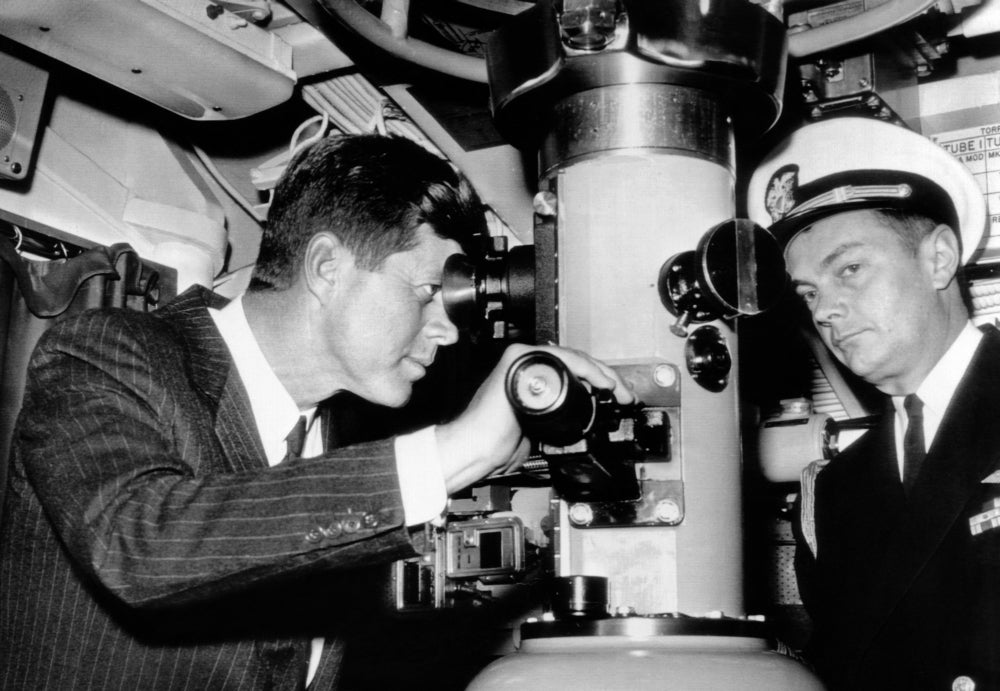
[250,134,486,291]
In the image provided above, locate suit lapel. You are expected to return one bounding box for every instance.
[214,371,270,473]
[853,327,1000,653]
[158,286,268,473]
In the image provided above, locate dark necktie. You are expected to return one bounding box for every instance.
[285,415,308,461]
[902,394,925,494]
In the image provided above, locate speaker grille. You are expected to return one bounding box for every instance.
[0,87,15,151]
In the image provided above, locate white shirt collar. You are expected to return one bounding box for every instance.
[914,321,981,425]
[891,321,981,473]
[209,295,316,467]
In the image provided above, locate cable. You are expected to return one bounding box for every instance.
[315,0,489,83]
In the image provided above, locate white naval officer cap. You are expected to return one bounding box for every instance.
[746,116,988,265]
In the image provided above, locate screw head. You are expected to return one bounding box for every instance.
[654,499,682,524]
[568,503,594,526]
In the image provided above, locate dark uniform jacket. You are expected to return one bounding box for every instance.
[0,286,420,690]
[798,325,1000,690]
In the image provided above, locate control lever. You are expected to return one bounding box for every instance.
[504,350,642,502]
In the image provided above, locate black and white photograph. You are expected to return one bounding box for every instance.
[0,2,998,689]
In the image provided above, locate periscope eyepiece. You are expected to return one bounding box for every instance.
[441,236,534,341]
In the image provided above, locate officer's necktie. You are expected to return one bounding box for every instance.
[285,415,308,461]
[902,394,925,494]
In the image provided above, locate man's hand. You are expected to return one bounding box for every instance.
[435,343,635,494]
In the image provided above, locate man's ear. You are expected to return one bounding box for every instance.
[925,223,961,290]
[303,232,348,301]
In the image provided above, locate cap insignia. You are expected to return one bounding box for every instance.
[765,164,799,223]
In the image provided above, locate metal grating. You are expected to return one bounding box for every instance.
[0,87,16,151]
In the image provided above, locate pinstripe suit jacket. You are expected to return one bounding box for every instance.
[0,286,420,690]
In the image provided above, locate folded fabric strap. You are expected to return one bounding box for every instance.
[0,237,141,318]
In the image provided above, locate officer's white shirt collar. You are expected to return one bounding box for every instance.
[208,295,317,467]
[891,321,982,478]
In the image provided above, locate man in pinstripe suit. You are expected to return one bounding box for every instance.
[0,134,632,689]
